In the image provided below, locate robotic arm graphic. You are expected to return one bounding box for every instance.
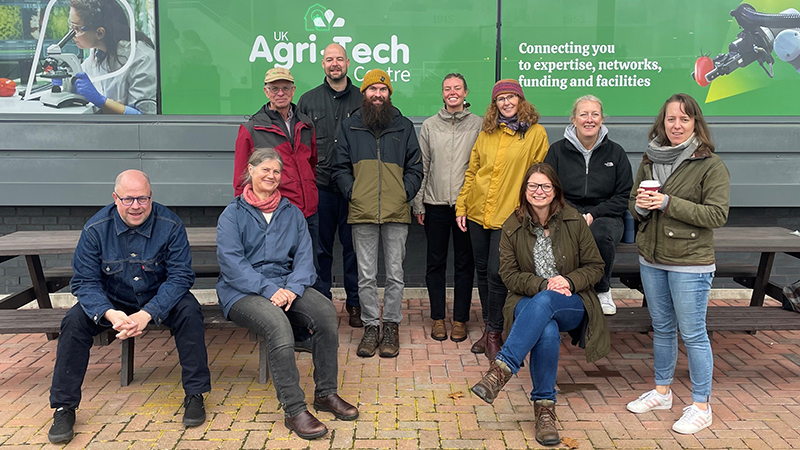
[693,3,800,87]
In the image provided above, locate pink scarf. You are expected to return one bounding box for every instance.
[243,184,281,213]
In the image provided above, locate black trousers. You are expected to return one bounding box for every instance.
[589,216,624,293]
[468,220,507,333]
[50,293,211,408]
[423,204,474,322]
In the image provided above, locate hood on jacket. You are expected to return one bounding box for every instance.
[436,107,475,122]
[564,123,609,152]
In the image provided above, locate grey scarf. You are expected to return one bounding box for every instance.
[646,134,699,186]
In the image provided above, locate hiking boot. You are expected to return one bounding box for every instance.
[430,319,447,341]
[48,407,76,444]
[598,291,617,315]
[486,331,503,361]
[534,399,560,446]
[183,394,206,427]
[471,323,488,354]
[346,305,363,328]
[357,325,380,357]
[450,321,468,342]
[379,322,400,358]
[470,360,513,404]
[284,411,328,440]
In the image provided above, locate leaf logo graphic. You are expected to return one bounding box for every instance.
[305,4,345,31]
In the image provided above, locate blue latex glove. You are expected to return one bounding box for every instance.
[73,72,107,107]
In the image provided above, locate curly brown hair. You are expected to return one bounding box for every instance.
[481,98,540,134]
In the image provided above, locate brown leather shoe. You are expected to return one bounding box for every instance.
[313,394,359,420]
[470,323,488,354]
[346,305,363,328]
[357,325,380,357]
[430,319,447,341]
[534,399,560,446]
[450,321,468,342]
[470,360,513,404]
[379,322,400,358]
[486,331,503,361]
[284,411,328,440]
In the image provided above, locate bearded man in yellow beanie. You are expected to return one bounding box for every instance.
[331,69,423,358]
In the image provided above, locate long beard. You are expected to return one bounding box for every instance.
[361,97,394,131]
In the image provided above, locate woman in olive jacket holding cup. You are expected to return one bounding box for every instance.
[626,93,730,435]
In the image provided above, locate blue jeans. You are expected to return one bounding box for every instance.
[495,290,585,401]
[50,293,211,408]
[316,188,359,306]
[639,265,714,404]
[228,289,339,418]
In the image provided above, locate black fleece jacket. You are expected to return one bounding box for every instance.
[544,136,633,219]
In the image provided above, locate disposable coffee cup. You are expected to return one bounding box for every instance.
[640,180,661,193]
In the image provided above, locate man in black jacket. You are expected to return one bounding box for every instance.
[297,44,363,328]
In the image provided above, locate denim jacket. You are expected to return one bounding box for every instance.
[71,202,195,325]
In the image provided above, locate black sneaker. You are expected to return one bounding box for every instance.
[48,407,76,444]
[183,394,206,427]
[294,337,313,353]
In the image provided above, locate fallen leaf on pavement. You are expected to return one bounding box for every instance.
[561,436,579,448]
[448,391,464,399]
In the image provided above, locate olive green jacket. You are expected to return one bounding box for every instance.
[499,206,610,363]
[628,148,730,266]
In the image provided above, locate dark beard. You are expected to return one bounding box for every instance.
[361,97,394,131]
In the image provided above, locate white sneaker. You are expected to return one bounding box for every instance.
[627,389,673,413]
[598,291,616,315]
[672,404,712,434]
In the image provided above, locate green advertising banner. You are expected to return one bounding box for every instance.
[502,0,800,116]
[158,0,497,116]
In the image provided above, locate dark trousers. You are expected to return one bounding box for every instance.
[305,211,324,294]
[468,220,507,333]
[424,204,474,322]
[50,293,211,408]
[228,289,338,418]
[589,216,623,293]
[316,188,359,307]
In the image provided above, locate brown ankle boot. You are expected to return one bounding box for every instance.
[470,360,513,404]
[470,323,488,354]
[485,331,503,361]
[430,319,447,341]
[534,399,560,446]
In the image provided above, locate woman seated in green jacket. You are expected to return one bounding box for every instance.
[470,162,609,446]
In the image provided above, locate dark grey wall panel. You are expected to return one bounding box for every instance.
[0,116,797,207]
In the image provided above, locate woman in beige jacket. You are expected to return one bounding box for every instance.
[413,74,482,342]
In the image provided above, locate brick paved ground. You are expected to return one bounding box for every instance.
[1,296,799,449]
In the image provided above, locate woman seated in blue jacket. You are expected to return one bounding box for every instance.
[216,148,358,440]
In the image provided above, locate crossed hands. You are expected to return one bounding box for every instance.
[270,288,297,311]
[104,309,152,340]
[547,275,572,297]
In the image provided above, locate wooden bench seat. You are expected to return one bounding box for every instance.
[607,306,800,333]
[0,305,271,386]
[611,262,759,294]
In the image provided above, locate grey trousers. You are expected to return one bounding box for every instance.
[351,223,408,327]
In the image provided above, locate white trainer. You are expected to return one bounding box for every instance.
[672,404,712,434]
[597,291,616,315]
[627,389,673,414]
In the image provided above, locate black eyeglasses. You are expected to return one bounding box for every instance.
[115,193,151,206]
[526,183,553,193]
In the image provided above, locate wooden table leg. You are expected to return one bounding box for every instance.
[25,255,58,340]
[750,252,775,307]
[121,338,135,387]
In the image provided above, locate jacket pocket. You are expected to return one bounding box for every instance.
[101,260,123,276]
[663,224,701,258]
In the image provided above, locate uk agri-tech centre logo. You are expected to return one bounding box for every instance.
[250,2,411,83]
[305,4,345,31]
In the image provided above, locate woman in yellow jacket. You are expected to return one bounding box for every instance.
[455,79,549,360]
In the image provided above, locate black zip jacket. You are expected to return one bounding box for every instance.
[296,77,362,191]
[544,136,633,219]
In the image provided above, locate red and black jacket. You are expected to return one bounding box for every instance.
[233,103,318,218]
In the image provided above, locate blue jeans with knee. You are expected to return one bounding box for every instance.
[639,265,714,403]
[228,288,338,418]
[50,292,211,409]
[495,290,585,401]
